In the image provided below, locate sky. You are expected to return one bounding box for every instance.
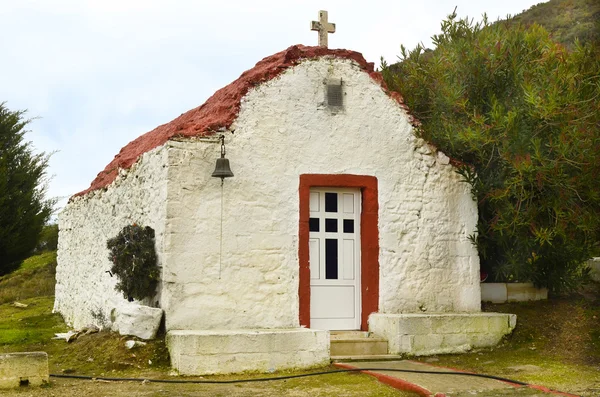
[1,0,543,212]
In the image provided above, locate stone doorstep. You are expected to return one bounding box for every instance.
[331,354,402,362]
[330,337,388,356]
[330,330,390,357]
[0,352,49,389]
[330,330,370,339]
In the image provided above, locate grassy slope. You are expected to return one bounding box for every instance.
[0,252,411,396]
[505,0,600,48]
[415,285,600,396]
[3,252,599,395]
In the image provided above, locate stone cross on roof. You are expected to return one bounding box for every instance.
[311,10,335,48]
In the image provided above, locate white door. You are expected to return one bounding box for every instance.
[309,188,361,330]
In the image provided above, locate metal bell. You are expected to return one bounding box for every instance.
[212,135,234,179]
[212,157,234,179]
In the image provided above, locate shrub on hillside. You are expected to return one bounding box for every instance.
[382,12,600,292]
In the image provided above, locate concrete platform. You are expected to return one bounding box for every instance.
[167,328,329,375]
[369,312,516,355]
[481,283,548,303]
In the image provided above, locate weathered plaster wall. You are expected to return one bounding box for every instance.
[54,147,168,329]
[162,57,480,331]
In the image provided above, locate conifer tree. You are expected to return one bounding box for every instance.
[0,103,54,275]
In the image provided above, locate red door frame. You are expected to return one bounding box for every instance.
[298,174,379,331]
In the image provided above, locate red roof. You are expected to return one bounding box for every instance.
[75,45,417,198]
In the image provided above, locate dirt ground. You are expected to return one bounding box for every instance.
[3,373,416,397]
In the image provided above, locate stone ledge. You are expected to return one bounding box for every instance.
[0,352,49,389]
[167,328,329,375]
[369,313,516,356]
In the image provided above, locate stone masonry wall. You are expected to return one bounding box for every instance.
[54,146,168,329]
[161,57,480,331]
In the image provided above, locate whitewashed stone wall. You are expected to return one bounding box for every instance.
[54,146,168,329]
[161,57,480,331]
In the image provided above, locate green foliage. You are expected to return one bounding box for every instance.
[506,0,600,48]
[382,12,600,293]
[34,223,58,253]
[107,224,159,301]
[0,103,55,275]
[0,251,56,304]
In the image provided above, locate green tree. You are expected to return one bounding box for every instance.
[0,103,54,275]
[34,223,59,253]
[382,13,600,293]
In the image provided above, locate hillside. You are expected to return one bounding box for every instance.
[504,0,600,47]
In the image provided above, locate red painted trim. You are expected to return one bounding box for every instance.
[298,174,379,331]
[527,385,581,397]
[334,363,433,396]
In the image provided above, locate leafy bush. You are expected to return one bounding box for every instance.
[382,12,600,293]
[107,224,159,301]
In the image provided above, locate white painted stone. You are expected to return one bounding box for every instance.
[481,283,548,303]
[125,340,147,349]
[112,303,163,340]
[167,329,329,375]
[480,283,508,303]
[436,151,450,165]
[54,146,168,330]
[369,313,516,355]
[587,258,600,282]
[506,283,548,302]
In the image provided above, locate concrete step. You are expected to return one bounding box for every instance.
[330,336,388,356]
[330,354,402,362]
[330,330,370,340]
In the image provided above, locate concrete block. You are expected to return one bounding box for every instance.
[470,333,504,347]
[481,283,508,303]
[167,328,329,375]
[431,315,489,334]
[488,313,516,333]
[0,352,49,388]
[588,258,600,282]
[481,283,547,303]
[369,312,516,356]
[413,334,444,351]
[506,283,548,302]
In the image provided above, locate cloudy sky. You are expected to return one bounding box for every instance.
[1,0,542,211]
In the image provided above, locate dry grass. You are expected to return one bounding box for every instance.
[415,283,600,396]
[0,251,414,396]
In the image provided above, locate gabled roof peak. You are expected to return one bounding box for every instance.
[75,45,413,198]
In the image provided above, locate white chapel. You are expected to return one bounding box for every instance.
[54,12,515,375]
